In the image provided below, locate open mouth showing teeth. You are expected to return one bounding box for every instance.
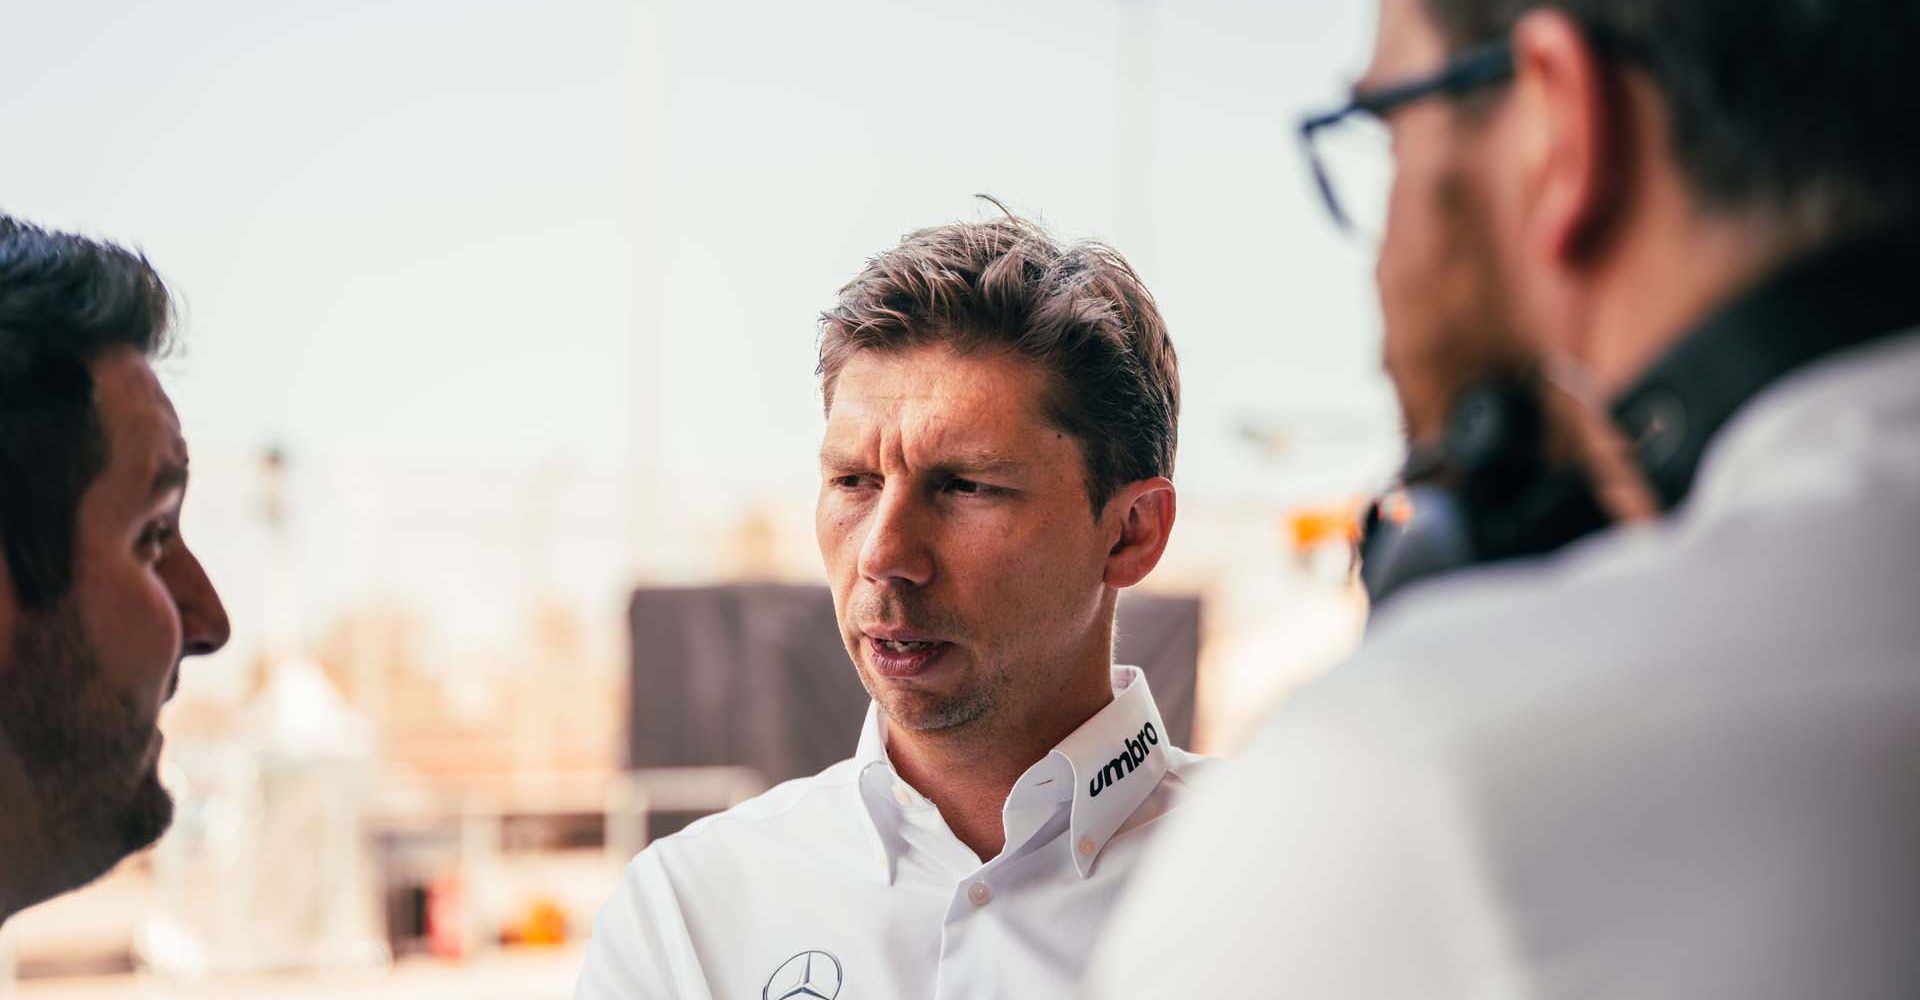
[867,635,949,677]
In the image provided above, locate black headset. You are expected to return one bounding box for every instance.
[1358,223,1920,607]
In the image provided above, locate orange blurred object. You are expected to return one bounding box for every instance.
[1379,490,1415,525]
[505,897,571,948]
[1286,499,1369,554]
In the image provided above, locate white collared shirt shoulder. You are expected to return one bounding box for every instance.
[579,665,1206,1000]
[1087,331,1920,1000]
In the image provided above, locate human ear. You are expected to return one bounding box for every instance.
[1510,10,1621,265]
[1102,478,1176,589]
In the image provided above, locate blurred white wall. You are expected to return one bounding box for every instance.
[646,0,1394,512]
[0,0,1391,699]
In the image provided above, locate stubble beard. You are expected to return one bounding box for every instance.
[865,658,1013,736]
[0,601,173,900]
[845,589,1013,736]
[1388,161,1534,446]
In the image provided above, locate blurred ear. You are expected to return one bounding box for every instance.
[1102,478,1176,590]
[1510,9,1621,265]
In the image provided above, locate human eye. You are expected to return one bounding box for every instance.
[941,477,1004,498]
[827,472,876,491]
[137,518,179,561]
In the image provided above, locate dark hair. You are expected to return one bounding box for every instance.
[0,215,173,610]
[817,212,1179,514]
[1424,0,1920,235]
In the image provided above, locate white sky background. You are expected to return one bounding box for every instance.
[647,0,1395,504]
[0,0,1391,689]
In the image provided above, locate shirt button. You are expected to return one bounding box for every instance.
[966,881,993,907]
[1078,837,1097,857]
[891,782,913,807]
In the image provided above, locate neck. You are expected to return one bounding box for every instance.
[884,635,1116,862]
[0,737,53,928]
[1577,198,1801,395]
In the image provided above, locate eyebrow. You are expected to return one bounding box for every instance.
[818,446,864,473]
[817,447,1026,477]
[151,458,189,499]
[937,452,1026,476]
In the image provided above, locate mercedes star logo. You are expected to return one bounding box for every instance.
[763,950,843,1000]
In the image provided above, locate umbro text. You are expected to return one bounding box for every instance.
[1088,722,1160,798]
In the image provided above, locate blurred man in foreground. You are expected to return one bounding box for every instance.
[578,214,1201,999]
[1088,0,1920,997]
[0,216,231,926]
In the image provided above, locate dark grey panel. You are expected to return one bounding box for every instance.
[629,585,1200,784]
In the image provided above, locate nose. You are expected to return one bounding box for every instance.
[166,544,231,657]
[857,481,935,589]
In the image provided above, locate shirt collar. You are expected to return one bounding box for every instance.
[852,665,1171,883]
[1612,222,1920,509]
[1689,326,1920,519]
[1046,665,1171,878]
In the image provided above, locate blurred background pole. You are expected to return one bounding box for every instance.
[626,0,668,585]
[1115,0,1159,275]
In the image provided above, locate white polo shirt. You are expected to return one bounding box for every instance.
[576,665,1205,1000]
[1085,332,1920,999]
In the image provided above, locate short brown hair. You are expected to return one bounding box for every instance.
[1,215,174,610]
[1423,0,1920,236]
[818,213,1179,513]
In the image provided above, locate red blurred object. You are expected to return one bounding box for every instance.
[426,874,468,959]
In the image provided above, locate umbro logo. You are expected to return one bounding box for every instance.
[1087,722,1159,798]
[764,950,843,1000]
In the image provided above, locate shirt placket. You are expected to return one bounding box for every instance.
[930,773,1074,1000]
[932,853,1005,1000]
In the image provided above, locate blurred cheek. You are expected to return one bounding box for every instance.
[1377,179,1439,424]
[1378,153,1439,309]
[81,566,183,715]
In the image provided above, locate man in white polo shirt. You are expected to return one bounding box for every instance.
[576,212,1201,1000]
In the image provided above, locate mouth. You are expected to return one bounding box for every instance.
[862,630,956,680]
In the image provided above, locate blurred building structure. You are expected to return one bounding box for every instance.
[0,0,1388,996]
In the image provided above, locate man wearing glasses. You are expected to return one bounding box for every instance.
[1086,0,1920,997]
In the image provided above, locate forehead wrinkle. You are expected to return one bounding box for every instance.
[897,412,1018,474]
[822,397,1031,478]
[825,344,1065,477]
[122,407,188,499]
[96,348,185,459]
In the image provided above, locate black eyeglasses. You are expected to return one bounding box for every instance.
[1298,40,1516,235]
